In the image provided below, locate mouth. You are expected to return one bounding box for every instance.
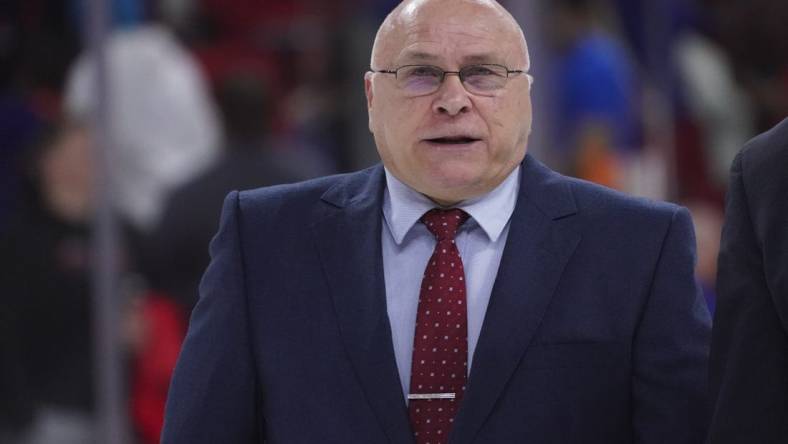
[424,136,482,145]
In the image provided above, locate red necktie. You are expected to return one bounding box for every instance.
[408,208,470,444]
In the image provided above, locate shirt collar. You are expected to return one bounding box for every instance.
[383,166,521,245]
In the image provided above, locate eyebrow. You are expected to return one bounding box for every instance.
[461,53,501,65]
[397,51,503,66]
[398,51,441,64]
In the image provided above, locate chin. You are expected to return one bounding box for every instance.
[421,169,485,202]
[430,158,484,181]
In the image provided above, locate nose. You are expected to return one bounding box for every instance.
[432,73,471,117]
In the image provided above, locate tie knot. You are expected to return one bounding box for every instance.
[421,208,469,241]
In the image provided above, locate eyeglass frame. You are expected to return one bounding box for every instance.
[369,63,531,97]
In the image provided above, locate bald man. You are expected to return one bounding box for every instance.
[162,1,710,443]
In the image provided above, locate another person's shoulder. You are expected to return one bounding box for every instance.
[739,117,788,175]
[734,118,788,230]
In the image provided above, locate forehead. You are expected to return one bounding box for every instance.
[384,4,523,66]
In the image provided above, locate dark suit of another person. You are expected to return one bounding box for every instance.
[709,117,788,443]
[145,149,300,311]
[162,154,711,443]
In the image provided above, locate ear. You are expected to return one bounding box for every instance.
[364,71,375,132]
[364,71,374,110]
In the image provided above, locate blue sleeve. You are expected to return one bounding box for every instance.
[632,207,711,443]
[161,191,261,443]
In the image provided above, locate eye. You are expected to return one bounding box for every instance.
[462,65,504,77]
[464,66,494,76]
[403,65,442,78]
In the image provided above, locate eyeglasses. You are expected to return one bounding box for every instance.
[371,64,528,97]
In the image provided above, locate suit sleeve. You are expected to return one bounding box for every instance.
[632,206,712,444]
[707,151,788,442]
[161,191,261,443]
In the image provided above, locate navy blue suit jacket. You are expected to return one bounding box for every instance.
[708,118,788,443]
[162,155,710,443]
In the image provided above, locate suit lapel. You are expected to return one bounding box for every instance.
[450,156,582,444]
[312,166,415,444]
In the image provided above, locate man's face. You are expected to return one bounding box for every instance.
[365,1,532,205]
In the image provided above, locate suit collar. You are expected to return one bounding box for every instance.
[449,154,581,444]
[319,164,384,209]
[518,154,578,220]
[314,165,415,444]
[449,156,580,444]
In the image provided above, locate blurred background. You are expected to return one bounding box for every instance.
[1,0,786,442]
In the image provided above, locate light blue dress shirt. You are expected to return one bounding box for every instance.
[381,166,521,399]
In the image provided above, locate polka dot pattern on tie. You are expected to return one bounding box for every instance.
[408,208,470,444]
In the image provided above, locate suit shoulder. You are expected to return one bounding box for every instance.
[236,168,369,209]
[736,118,788,209]
[541,173,688,248]
[522,156,682,230]
[564,174,682,221]
[227,165,383,230]
[740,117,788,175]
[736,118,788,227]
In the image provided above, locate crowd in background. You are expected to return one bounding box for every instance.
[1,0,786,442]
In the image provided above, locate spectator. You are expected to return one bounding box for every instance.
[548,0,640,188]
[144,72,302,311]
[64,25,221,234]
[0,123,98,444]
